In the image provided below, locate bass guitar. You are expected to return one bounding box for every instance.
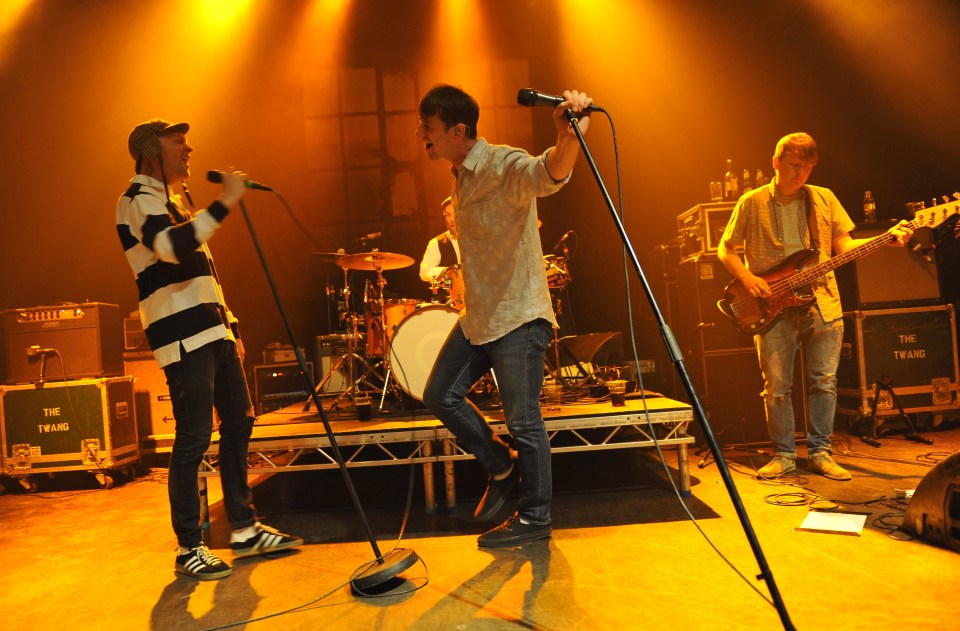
[717,196,959,334]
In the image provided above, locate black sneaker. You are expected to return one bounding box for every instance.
[477,512,551,548]
[175,545,232,580]
[231,523,303,558]
[474,457,519,522]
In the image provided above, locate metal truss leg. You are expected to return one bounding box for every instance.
[422,439,436,514]
[442,438,457,513]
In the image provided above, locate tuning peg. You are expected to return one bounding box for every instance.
[952,192,960,200]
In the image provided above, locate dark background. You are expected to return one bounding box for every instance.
[1,0,958,399]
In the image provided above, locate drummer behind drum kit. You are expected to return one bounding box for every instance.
[312,246,573,413]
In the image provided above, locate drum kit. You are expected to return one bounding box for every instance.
[312,246,574,412]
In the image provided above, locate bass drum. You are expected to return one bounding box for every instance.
[389,305,460,401]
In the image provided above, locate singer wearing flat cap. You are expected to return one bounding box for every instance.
[417,85,593,547]
[115,119,301,580]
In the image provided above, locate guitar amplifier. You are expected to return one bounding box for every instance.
[253,362,313,415]
[836,221,941,309]
[1,303,123,385]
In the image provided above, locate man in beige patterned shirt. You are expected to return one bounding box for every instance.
[718,132,912,482]
[418,84,592,547]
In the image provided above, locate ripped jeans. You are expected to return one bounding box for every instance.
[164,339,256,548]
[755,305,844,457]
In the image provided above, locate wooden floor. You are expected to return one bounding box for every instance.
[1,414,958,630]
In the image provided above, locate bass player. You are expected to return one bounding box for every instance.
[717,132,912,481]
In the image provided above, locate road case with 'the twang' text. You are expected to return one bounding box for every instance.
[0,376,138,488]
[837,305,959,418]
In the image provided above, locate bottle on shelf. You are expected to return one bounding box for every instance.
[755,168,766,188]
[742,169,753,194]
[723,159,739,201]
[863,190,877,222]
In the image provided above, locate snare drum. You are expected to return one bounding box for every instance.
[543,255,571,289]
[389,305,460,400]
[365,298,419,356]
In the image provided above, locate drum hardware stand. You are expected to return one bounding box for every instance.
[561,108,793,628]
[367,257,405,411]
[860,375,933,447]
[239,199,419,592]
[340,271,394,410]
[545,290,594,391]
[306,266,380,412]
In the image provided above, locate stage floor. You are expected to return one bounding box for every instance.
[2,423,958,630]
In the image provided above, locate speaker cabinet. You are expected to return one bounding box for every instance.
[836,221,941,310]
[2,303,123,384]
[671,254,755,356]
[691,351,768,444]
[902,451,960,552]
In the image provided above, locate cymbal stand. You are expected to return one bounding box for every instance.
[334,261,401,411]
[306,266,367,412]
[370,263,406,410]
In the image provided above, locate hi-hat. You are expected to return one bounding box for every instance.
[338,251,414,271]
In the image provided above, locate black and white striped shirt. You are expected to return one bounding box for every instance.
[115,174,238,368]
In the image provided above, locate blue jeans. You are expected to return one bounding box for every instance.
[755,305,844,457]
[423,319,552,525]
[164,339,256,548]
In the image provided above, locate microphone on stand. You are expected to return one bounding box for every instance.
[354,232,382,244]
[206,170,274,191]
[553,230,575,256]
[26,346,57,389]
[26,346,57,360]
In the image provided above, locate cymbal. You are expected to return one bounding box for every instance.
[312,251,347,263]
[337,251,414,271]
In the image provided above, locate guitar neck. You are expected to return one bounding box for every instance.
[784,222,912,289]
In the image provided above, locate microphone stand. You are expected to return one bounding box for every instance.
[238,199,419,593]
[563,110,795,630]
[36,353,48,389]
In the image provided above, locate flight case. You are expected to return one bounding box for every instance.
[0,376,138,491]
[836,305,959,419]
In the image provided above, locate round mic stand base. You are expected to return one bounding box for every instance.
[351,548,421,594]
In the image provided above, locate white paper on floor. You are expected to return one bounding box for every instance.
[795,510,868,536]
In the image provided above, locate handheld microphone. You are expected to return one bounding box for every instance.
[517,89,604,112]
[206,170,273,191]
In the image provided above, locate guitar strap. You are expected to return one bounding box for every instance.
[802,186,821,255]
